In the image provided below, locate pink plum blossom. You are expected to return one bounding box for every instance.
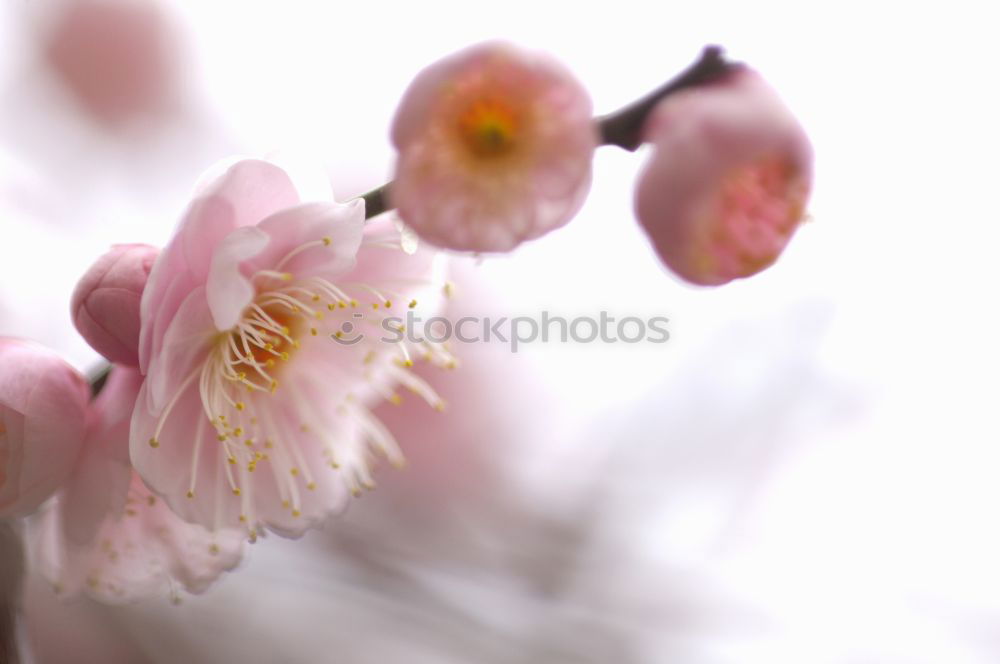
[32,366,243,603]
[71,243,159,366]
[131,159,451,539]
[634,69,813,286]
[0,338,89,518]
[390,41,596,252]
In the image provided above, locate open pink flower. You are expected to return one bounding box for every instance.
[131,159,451,538]
[71,243,159,366]
[33,366,243,603]
[634,69,813,286]
[0,339,89,517]
[390,41,596,252]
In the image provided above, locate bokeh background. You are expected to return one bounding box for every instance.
[2,0,999,662]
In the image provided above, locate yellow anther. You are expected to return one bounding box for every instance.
[292,340,301,349]
[311,294,321,302]
[232,488,241,496]
[235,402,246,411]
[264,440,273,449]
[335,331,343,339]
[227,456,236,465]
[248,463,256,472]
[327,303,336,311]
[126,509,137,517]
[372,302,380,310]
[270,380,278,393]
[290,468,299,476]
[389,394,402,405]
[281,326,291,335]
[291,509,301,518]
[245,439,254,447]
[280,351,290,361]
[315,311,325,320]
[281,500,290,509]
[209,544,220,555]
[310,327,318,336]
[408,299,418,309]
[147,496,156,506]
[148,438,159,448]
[238,514,246,522]
[338,301,346,309]
[233,427,243,437]
[186,490,195,498]
[306,482,316,490]
[322,236,332,246]
[350,299,358,308]
[266,358,275,367]
[280,272,293,281]
[217,434,227,442]
[384,300,392,308]
[264,343,274,351]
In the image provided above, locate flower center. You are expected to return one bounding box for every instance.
[710,154,809,272]
[457,98,519,158]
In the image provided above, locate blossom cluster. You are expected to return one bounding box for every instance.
[1,40,812,603]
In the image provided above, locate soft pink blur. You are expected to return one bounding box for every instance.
[0,338,89,518]
[42,0,179,131]
[31,365,244,603]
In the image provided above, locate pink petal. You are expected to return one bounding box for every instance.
[139,159,300,372]
[206,226,270,330]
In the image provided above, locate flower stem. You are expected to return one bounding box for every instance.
[357,45,741,220]
[596,45,740,151]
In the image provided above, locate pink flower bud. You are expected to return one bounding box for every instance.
[634,69,813,286]
[0,339,89,517]
[71,243,158,366]
[390,41,597,252]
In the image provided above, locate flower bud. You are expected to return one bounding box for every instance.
[71,243,158,365]
[634,69,813,286]
[391,41,596,252]
[0,339,89,517]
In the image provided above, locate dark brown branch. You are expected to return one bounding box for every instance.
[596,45,741,151]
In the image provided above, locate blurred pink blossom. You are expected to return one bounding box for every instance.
[0,338,89,518]
[42,0,179,130]
[32,366,243,603]
[390,41,596,252]
[130,159,451,539]
[634,69,813,286]
[71,243,159,366]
